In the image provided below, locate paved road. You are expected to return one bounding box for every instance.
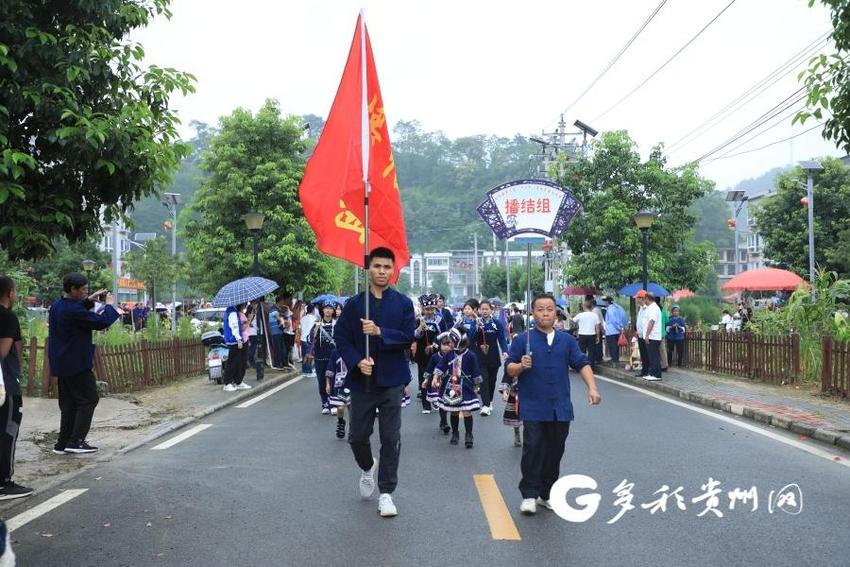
[5,368,850,566]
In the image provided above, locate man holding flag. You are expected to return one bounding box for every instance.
[298,13,411,517]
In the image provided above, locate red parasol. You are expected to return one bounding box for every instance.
[563,286,599,296]
[670,289,695,301]
[720,268,803,292]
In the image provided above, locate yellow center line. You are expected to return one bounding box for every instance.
[474,474,522,541]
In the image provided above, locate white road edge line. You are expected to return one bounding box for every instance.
[236,375,304,409]
[150,424,213,451]
[595,374,850,470]
[7,489,88,532]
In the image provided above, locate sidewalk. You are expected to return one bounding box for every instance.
[12,367,300,492]
[599,362,850,451]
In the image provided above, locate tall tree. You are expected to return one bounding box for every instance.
[796,0,850,153]
[752,157,850,277]
[691,190,734,249]
[430,272,450,299]
[0,0,195,259]
[554,131,715,292]
[183,100,336,297]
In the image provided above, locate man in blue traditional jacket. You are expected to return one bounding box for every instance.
[505,292,602,516]
[336,247,416,518]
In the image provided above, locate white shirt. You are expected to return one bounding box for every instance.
[547,329,555,346]
[636,305,647,336]
[721,313,733,331]
[300,313,317,341]
[644,302,662,341]
[573,312,600,336]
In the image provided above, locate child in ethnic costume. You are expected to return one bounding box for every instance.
[413,293,449,414]
[309,301,337,415]
[500,371,522,447]
[325,349,350,439]
[423,331,454,435]
[432,328,482,448]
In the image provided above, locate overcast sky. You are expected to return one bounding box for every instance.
[134,0,843,190]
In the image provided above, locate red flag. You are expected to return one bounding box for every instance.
[298,14,409,282]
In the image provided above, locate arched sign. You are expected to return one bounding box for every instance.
[476,179,582,239]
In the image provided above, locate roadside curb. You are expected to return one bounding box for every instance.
[1,370,300,515]
[597,364,850,452]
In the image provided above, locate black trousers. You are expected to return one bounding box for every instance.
[314,359,330,407]
[57,370,99,447]
[606,334,621,362]
[282,333,295,365]
[223,344,246,385]
[520,420,571,500]
[578,335,597,366]
[647,339,662,378]
[667,338,684,367]
[637,338,649,376]
[480,363,501,406]
[248,336,264,380]
[349,385,403,494]
[415,356,430,410]
[0,395,22,483]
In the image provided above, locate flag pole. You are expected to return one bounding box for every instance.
[360,10,373,388]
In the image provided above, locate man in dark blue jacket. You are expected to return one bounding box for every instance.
[49,273,122,454]
[336,247,415,518]
[505,293,601,516]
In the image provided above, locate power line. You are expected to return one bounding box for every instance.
[666,32,829,154]
[705,123,823,161]
[704,104,805,163]
[691,87,808,163]
[592,0,738,123]
[552,0,669,123]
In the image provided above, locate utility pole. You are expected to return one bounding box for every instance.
[112,221,120,302]
[505,239,510,302]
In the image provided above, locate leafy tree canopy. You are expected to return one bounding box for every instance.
[796,0,850,153]
[0,0,195,260]
[554,131,716,292]
[752,157,850,277]
[123,236,176,304]
[183,100,338,297]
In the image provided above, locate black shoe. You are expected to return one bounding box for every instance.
[440,424,450,435]
[52,443,67,455]
[0,481,34,500]
[465,432,474,449]
[450,431,459,445]
[336,419,346,439]
[65,440,98,454]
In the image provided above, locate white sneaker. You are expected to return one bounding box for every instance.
[223,384,237,392]
[321,407,330,415]
[421,409,431,414]
[480,405,491,416]
[644,375,661,382]
[536,497,553,511]
[359,459,378,499]
[520,498,537,515]
[377,493,398,517]
[331,407,338,416]
[236,382,252,390]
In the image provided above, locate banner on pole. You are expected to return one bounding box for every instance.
[476,179,582,240]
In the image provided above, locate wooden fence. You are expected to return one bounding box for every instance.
[613,331,800,384]
[23,337,207,397]
[821,337,850,399]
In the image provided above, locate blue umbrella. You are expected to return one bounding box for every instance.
[618,282,670,297]
[212,277,279,308]
[310,293,340,305]
[555,298,568,307]
[489,297,504,306]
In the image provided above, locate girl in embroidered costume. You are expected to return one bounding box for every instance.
[432,327,482,448]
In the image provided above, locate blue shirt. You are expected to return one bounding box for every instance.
[336,288,416,391]
[506,328,590,422]
[667,316,686,341]
[604,303,628,336]
[268,307,282,336]
[48,298,120,377]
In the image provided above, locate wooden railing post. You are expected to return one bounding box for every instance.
[745,332,754,378]
[41,338,52,397]
[821,336,832,393]
[141,339,152,387]
[26,337,37,396]
[791,333,801,382]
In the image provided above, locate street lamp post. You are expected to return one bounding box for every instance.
[242,211,266,276]
[633,210,656,292]
[81,259,96,274]
[799,160,823,290]
[163,192,182,332]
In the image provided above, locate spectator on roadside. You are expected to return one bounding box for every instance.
[246,302,264,382]
[280,304,296,369]
[49,273,123,454]
[0,276,34,499]
[658,298,669,373]
[268,298,286,368]
[639,291,663,381]
[573,300,601,369]
[635,290,649,377]
[666,305,686,367]
[510,305,526,339]
[603,296,628,363]
[132,303,146,331]
[720,310,733,332]
[292,300,305,362]
[586,295,605,364]
[299,303,317,377]
[222,302,248,392]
